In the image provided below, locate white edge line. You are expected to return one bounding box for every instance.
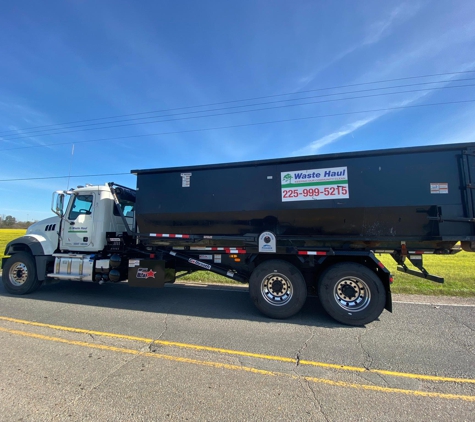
[393,300,475,307]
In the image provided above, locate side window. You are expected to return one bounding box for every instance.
[68,195,93,220]
[113,202,134,217]
[123,204,134,217]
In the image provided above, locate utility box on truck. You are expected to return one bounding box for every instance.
[3,143,475,326]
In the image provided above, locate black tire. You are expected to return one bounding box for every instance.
[2,252,42,295]
[249,260,307,319]
[318,262,386,326]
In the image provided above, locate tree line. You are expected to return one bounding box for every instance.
[0,216,35,229]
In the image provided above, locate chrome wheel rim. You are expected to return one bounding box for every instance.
[8,262,29,286]
[261,273,293,306]
[333,276,371,312]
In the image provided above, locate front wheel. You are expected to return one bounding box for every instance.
[249,260,307,319]
[318,263,386,326]
[2,252,42,295]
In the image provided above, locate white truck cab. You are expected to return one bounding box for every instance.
[2,183,135,293]
[53,184,134,253]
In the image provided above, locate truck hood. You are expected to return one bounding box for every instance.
[27,216,61,235]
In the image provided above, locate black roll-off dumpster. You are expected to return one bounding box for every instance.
[133,142,475,251]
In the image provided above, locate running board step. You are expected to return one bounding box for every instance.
[47,273,85,281]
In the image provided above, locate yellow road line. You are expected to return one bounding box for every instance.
[1,326,474,402]
[1,315,474,385]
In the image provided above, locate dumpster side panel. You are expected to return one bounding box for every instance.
[134,145,474,242]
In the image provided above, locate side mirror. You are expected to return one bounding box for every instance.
[51,191,65,217]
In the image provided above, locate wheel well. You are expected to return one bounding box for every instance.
[5,243,33,256]
[5,236,45,257]
[249,254,302,273]
[316,255,388,281]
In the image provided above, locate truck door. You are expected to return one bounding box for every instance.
[61,193,96,251]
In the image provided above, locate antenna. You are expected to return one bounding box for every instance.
[66,144,75,190]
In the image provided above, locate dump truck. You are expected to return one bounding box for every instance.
[3,142,475,325]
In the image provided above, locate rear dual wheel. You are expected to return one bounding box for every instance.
[249,260,307,319]
[318,263,386,326]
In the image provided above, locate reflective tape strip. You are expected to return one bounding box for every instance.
[224,249,246,254]
[298,251,327,256]
[150,234,191,238]
[187,247,246,254]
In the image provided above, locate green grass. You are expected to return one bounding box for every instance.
[0,229,26,260]
[180,271,235,284]
[379,252,475,297]
[1,228,473,296]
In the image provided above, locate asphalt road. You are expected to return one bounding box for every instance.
[0,280,474,421]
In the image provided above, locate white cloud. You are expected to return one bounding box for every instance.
[291,84,448,156]
[428,104,475,146]
[292,116,379,156]
[363,2,423,45]
[296,2,425,90]
[0,100,59,149]
[291,8,475,157]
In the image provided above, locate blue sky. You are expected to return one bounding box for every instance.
[1,0,475,221]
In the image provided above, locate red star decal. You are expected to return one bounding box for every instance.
[145,270,156,278]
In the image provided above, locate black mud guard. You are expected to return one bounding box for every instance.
[128,259,175,288]
[5,236,45,256]
[368,252,393,313]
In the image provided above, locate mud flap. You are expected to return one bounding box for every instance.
[128,259,175,288]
